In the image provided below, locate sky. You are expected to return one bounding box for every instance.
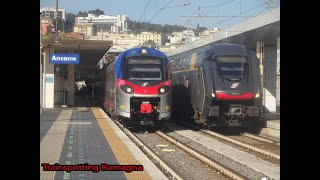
[40,0,280,29]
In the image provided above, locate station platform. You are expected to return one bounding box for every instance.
[259,112,280,139]
[40,107,168,180]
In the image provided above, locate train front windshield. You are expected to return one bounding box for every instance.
[216,56,248,80]
[124,57,165,80]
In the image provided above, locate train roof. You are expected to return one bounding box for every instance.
[124,47,166,58]
[113,47,170,79]
[207,43,247,57]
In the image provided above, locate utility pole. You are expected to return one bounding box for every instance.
[197,6,201,28]
[55,0,58,35]
[40,12,42,113]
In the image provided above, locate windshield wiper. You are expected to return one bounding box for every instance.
[225,77,240,81]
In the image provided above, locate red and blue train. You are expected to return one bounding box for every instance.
[95,47,172,126]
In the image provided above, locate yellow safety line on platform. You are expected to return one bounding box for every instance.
[91,107,151,180]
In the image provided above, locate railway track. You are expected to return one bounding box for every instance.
[176,121,280,161]
[105,111,279,180]
[201,129,280,160]
[241,132,280,146]
[154,130,246,180]
[162,121,280,179]
[113,119,246,180]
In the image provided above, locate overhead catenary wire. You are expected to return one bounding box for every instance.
[148,0,175,22]
[183,7,199,27]
[201,0,236,8]
[191,0,274,29]
[159,0,190,9]
[138,0,151,22]
[148,0,190,23]
[227,5,267,26]
[182,0,238,28]
[208,0,271,29]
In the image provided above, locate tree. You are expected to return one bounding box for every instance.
[88,9,105,16]
[198,27,207,31]
[76,11,88,17]
[127,19,188,34]
[65,13,76,32]
[66,13,75,23]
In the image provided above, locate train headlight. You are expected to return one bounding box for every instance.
[126,87,132,93]
[141,48,148,54]
[255,91,260,98]
[120,85,133,94]
[158,86,170,95]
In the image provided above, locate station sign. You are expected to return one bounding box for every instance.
[49,53,80,64]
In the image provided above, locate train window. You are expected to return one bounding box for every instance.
[181,58,187,70]
[177,58,185,71]
[216,56,248,79]
[172,61,178,71]
[173,59,180,71]
[183,56,192,70]
[124,57,164,80]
